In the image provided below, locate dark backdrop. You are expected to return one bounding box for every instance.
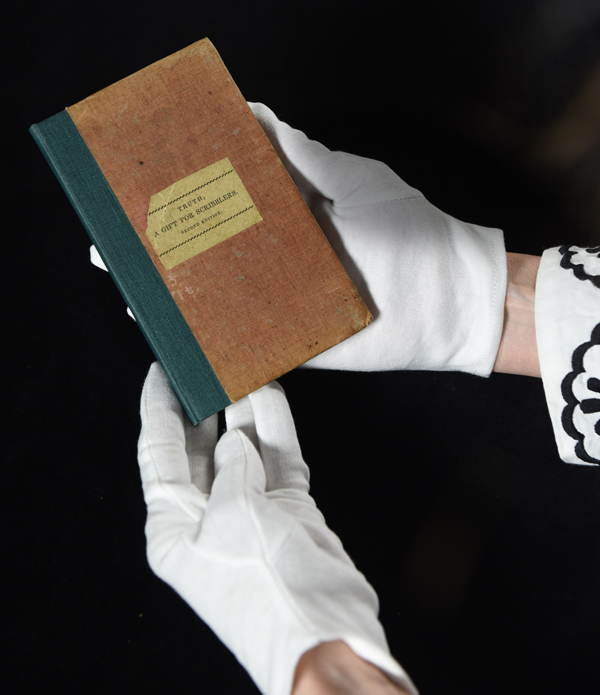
[6,1,600,693]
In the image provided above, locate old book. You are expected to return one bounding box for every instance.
[29,38,372,423]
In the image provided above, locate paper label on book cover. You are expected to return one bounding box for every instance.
[146,157,262,269]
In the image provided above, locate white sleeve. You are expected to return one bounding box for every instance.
[535,245,600,465]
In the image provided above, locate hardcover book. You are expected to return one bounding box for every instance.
[30,38,372,423]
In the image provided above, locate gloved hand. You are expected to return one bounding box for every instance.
[137,362,417,695]
[249,103,507,376]
[92,103,506,375]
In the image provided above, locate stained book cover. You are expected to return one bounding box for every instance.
[30,38,372,423]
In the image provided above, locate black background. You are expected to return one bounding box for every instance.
[6,1,600,693]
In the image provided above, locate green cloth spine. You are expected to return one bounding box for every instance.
[30,110,232,424]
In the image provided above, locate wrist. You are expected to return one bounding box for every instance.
[292,641,413,695]
[493,252,541,377]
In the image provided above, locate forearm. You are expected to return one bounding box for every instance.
[493,252,541,377]
[292,641,414,695]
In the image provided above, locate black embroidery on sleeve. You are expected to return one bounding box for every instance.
[561,323,600,465]
[559,245,600,288]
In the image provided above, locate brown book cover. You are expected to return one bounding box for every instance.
[30,38,372,422]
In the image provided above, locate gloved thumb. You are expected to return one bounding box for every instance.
[90,245,136,321]
[249,101,421,207]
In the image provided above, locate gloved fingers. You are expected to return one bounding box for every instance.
[247,381,310,493]
[224,381,309,493]
[249,102,421,208]
[90,244,137,322]
[211,428,268,506]
[224,394,261,453]
[138,362,217,493]
[184,412,218,494]
[90,244,107,271]
[202,427,302,582]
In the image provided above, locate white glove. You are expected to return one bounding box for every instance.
[137,362,417,695]
[92,103,506,376]
[250,103,507,376]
